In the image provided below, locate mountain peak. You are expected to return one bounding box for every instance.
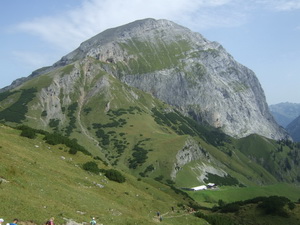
[2,18,288,139]
[86,18,189,43]
[55,18,204,66]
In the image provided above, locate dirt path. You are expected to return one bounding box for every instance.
[152,210,195,223]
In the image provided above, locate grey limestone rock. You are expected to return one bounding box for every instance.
[68,18,286,139]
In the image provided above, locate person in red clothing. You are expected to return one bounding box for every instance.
[46,217,54,225]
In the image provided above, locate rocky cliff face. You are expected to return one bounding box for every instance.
[171,137,227,182]
[4,18,288,140]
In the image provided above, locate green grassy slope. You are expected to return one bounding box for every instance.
[236,135,300,182]
[2,125,300,225]
[0,125,205,225]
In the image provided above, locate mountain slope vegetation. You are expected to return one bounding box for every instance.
[1,61,300,187]
[0,124,205,225]
[1,124,300,225]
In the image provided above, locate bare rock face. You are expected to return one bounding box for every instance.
[68,18,285,139]
[4,18,288,139]
[171,137,207,179]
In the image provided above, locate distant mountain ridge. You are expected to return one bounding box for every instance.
[286,115,300,142]
[269,102,300,128]
[2,18,287,140]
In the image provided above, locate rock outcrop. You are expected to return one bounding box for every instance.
[171,138,208,179]
[171,137,227,182]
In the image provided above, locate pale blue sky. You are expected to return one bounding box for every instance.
[1,0,299,104]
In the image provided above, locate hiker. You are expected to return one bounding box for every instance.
[10,219,18,225]
[0,218,4,225]
[46,217,55,225]
[8,219,18,225]
[90,217,96,225]
[156,211,160,217]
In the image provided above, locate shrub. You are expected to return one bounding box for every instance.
[83,107,92,115]
[140,164,155,176]
[258,196,290,217]
[288,202,296,210]
[204,173,239,186]
[43,133,64,145]
[0,88,37,123]
[220,203,240,213]
[128,139,151,169]
[49,118,60,128]
[65,102,78,136]
[218,199,226,207]
[82,161,100,174]
[194,212,236,225]
[20,129,37,139]
[154,175,164,182]
[16,125,43,137]
[105,169,125,183]
[166,179,175,185]
[17,125,37,139]
[68,148,77,155]
[43,133,91,156]
[41,110,47,117]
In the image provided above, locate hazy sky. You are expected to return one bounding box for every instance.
[1,0,300,104]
